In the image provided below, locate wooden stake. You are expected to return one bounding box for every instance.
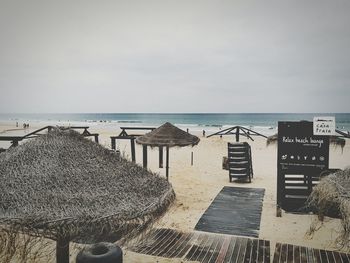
[159,146,163,168]
[143,145,147,168]
[166,146,169,181]
[56,237,69,263]
[131,138,136,163]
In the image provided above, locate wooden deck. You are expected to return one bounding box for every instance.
[128,228,270,262]
[273,243,350,263]
[195,186,265,237]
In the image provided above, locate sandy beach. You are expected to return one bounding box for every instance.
[0,121,349,262]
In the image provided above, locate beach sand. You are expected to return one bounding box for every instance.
[0,122,349,262]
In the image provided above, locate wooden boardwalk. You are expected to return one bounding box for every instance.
[273,243,350,263]
[128,228,270,262]
[195,186,265,237]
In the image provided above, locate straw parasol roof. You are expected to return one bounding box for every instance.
[0,129,175,261]
[307,168,350,248]
[136,122,200,147]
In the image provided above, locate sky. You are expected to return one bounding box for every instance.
[0,0,349,113]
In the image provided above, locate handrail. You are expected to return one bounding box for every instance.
[0,126,99,147]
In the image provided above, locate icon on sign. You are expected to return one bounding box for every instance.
[297,156,300,160]
[290,155,294,160]
[320,156,325,161]
[312,156,316,161]
[282,154,287,160]
[304,156,308,160]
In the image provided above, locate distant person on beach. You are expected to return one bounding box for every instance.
[202,130,205,137]
[186,128,189,133]
[16,122,18,127]
[23,123,26,129]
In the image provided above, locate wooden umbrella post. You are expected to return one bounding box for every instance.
[159,146,163,168]
[166,146,169,181]
[143,145,148,168]
[235,127,240,142]
[56,236,70,263]
[131,138,136,163]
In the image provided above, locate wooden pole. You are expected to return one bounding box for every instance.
[111,138,116,150]
[131,138,136,163]
[166,146,169,181]
[143,145,147,168]
[159,146,163,168]
[191,151,193,166]
[94,135,99,143]
[56,237,69,263]
[235,127,239,142]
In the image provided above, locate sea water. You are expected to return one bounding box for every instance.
[1,113,349,136]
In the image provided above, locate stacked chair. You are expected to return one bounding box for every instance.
[228,142,253,182]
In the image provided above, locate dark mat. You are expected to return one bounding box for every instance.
[194,186,265,237]
[128,228,270,263]
[273,242,350,263]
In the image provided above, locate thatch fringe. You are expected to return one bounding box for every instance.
[307,168,350,249]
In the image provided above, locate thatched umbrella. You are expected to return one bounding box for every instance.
[307,169,350,248]
[0,129,175,263]
[136,122,200,180]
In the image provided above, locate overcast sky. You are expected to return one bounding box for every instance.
[0,0,349,113]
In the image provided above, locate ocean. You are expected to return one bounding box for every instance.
[1,113,349,136]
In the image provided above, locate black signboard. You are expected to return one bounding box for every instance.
[277,121,329,213]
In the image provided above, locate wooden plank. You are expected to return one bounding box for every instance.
[264,240,270,263]
[244,238,253,262]
[313,249,322,263]
[149,229,179,256]
[300,246,308,262]
[273,243,282,263]
[319,249,328,263]
[280,243,288,263]
[162,232,189,258]
[193,234,212,262]
[332,251,343,263]
[215,236,231,263]
[236,237,248,263]
[287,243,294,263]
[251,238,259,263]
[141,229,172,255]
[168,232,195,258]
[326,250,335,263]
[294,245,301,263]
[223,236,238,263]
[136,228,167,254]
[153,232,182,257]
[306,247,315,263]
[200,235,219,263]
[185,233,207,261]
[209,236,224,263]
[339,252,350,263]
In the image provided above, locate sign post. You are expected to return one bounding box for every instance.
[277,121,329,216]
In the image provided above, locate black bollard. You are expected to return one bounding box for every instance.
[76,242,122,263]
